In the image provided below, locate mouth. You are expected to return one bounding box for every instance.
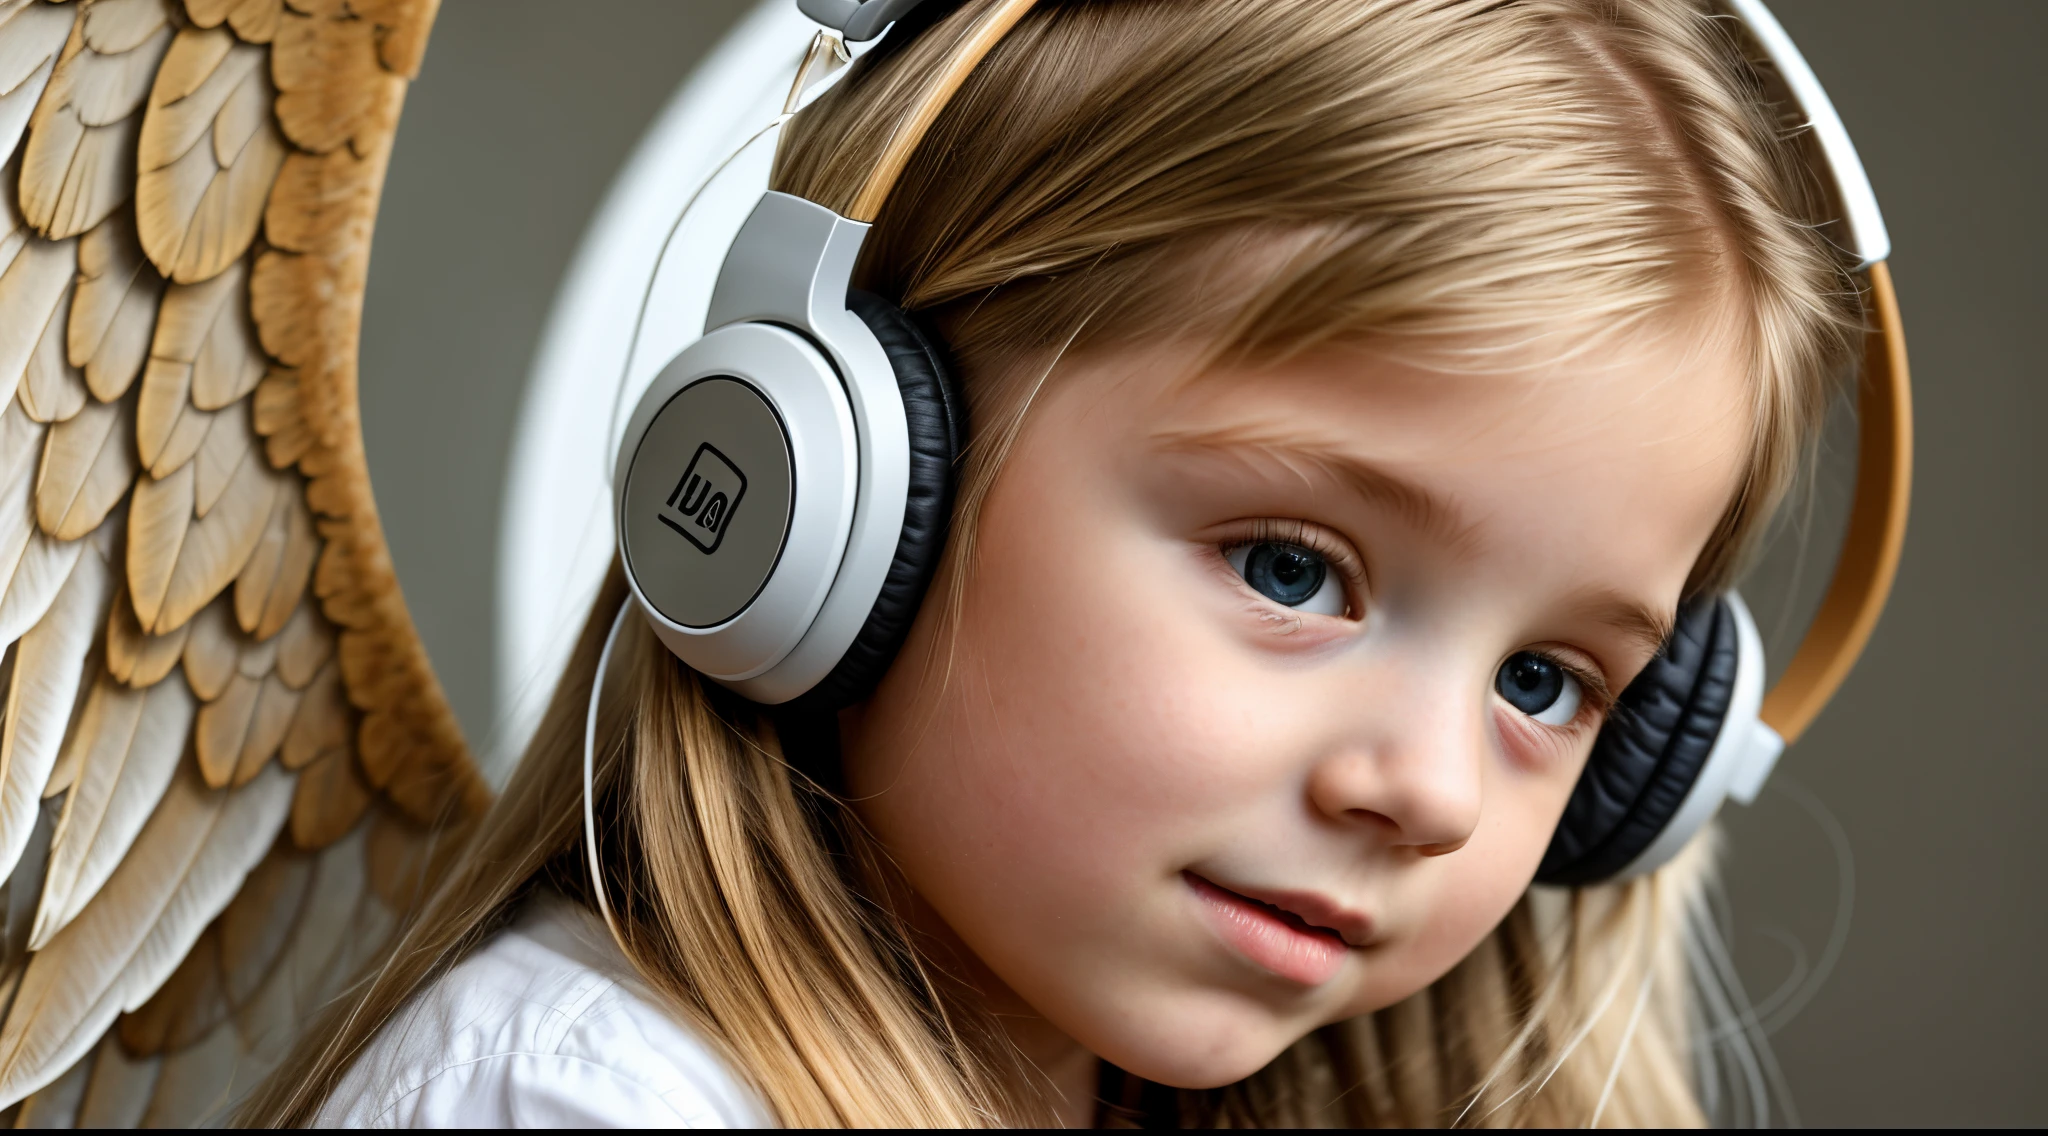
[1184,872,1364,987]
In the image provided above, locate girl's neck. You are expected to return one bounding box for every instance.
[887,880,1102,1125]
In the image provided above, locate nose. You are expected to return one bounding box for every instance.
[1306,699,1485,856]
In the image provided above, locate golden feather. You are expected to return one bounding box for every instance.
[68,210,160,402]
[18,0,174,240]
[136,26,282,284]
[102,583,184,687]
[185,0,280,47]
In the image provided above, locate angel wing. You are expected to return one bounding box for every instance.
[0,0,488,1123]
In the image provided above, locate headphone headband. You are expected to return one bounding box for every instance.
[1762,261,1909,743]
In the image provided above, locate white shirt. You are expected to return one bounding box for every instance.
[317,892,770,1128]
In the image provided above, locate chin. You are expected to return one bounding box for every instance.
[1077,989,1311,1090]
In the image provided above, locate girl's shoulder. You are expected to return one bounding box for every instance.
[314,891,769,1128]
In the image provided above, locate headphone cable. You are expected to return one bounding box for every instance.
[584,600,634,946]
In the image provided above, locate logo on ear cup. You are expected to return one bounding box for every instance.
[621,375,795,630]
[660,443,748,554]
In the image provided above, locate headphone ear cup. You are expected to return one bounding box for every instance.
[1537,595,1741,886]
[787,290,965,712]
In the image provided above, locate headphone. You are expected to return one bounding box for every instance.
[600,0,1911,891]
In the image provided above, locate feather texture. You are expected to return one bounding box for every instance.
[14,264,88,429]
[0,795,57,984]
[155,255,260,414]
[68,211,160,402]
[31,669,194,948]
[216,828,365,1093]
[275,823,372,1010]
[0,390,40,500]
[0,403,45,618]
[0,547,111,886]
[185,0,281,47]
[9,1043,85,1125]
[113,924,216,1054]
[194,670,292,790]
[0,235,74,410]
[132,257,259,479]
[0,2,73,171]
[0,761,290,1104]
[16,280,87,424]
[182,595,298,790]
[176,595,234,701]
[126,443,278,635]
[0,527,81,650]
[32,391,133,542]
[231,468,311,638]
[134,1010,235,1124]
[278,656,341,771]
[271,598,328,688]
[287,741,364,849]
[17,0,174,239]
[137,27,283,283]
[71,1030,154,1127]
[102,586,187,687]
[215,836,306,1006]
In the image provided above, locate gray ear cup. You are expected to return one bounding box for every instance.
[1537,596,1742,886]
[787,291,965,712]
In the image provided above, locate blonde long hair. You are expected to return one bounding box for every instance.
[245,0,1859,1125]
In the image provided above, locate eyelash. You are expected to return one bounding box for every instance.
[1217,518,1368,618]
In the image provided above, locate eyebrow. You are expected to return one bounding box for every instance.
[1149,425,1481,551]
[1572,588,1679,662]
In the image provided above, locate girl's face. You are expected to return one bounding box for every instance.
[840,326,1750,1089]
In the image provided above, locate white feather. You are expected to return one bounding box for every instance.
[0,404,43,604]
[0,530,83,651]
[31,671,195,948]
[0,546,110,884]
[7,1040,86,1126]
[0,760,288,1107]
[0,238,76,411]
[119,762,292,1011]
[0,2,73,167]
[0,53,51,176]
[0,396,41,494]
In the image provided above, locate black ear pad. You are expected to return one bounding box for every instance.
[786,290,965,713]
[1536,595,1740,886]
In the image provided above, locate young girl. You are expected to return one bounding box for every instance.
[250,0,1861,1125]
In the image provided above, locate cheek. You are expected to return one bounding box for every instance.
[842,435,1291,1009]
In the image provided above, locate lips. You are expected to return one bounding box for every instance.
[1185,872,1366,986]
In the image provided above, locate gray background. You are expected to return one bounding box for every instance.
[358,1,2044,1125]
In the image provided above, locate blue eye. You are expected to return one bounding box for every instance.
[1226,542,1343,616]
[1495,652,1582,726]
